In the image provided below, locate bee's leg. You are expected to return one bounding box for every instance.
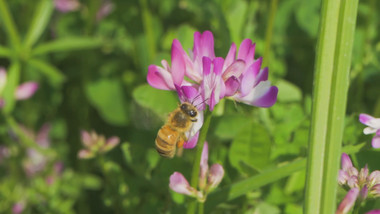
[177,133,188,148]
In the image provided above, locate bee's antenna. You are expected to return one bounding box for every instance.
[191,93,202,105]
[195,98,209,108]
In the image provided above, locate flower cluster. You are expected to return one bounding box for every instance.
[147,31,278,148]
[359,113,380,148]
[336,153,380,214]
[169,142,224,202]
[0,67,39,108]
[78,130,120,159]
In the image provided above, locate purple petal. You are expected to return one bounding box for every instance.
[336,187,359,214]
[169,172,195,196]
[240,57,262,96]
[81,130,93,148]
[372,135,380,148]
[213,57,224,75]
[223,43,236,69]
[103,136,120,152]
[199,142,209,189]
[237,39,253,60]
[202,56,212,76]
[96,0,114,21]
[359,185,368,200]
[15,82,39,100]
[341,153,353,171]
[0,67,6,94]
[147,65,175,90]
[253,67,269,87]
[207,164,224,189]
[222,60,245,80]
[193,31,215,60]
[54,0,80,13]
[359,113,374,125]
[366,210,380,214]
[183,132,199,149]
[78,149,95,159]
[171,40,186,86]
[372,184,380,197]
[338,170,349,185]
[36,124,51,148]
[368,170,380,187]
[12,202,25,214]
[0,99,4,108]
[224,76,239,96]
[236,81,278,108]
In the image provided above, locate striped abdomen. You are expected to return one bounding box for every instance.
[155,125,180,158]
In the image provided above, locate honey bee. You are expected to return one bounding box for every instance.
[155,102,198,158]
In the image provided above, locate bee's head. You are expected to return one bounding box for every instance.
[180,103,197,118]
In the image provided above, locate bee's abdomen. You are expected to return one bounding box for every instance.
[155,125,179,158]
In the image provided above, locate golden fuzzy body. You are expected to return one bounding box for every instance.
[155,102,198,158]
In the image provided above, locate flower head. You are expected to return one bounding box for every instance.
[21,124,52,176]
[78,130,120,159]
[147,31,278,148]
[359,113,380,148]
[169,142,224,202]
[54,0,80,13]
[337,153,380,213]
[0,67,39,108]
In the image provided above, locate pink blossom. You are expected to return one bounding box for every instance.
[147,31,278,148]
[78,130,120,159]
[54,0,80,13]
[359,113,380,148]
[336,187,359,214]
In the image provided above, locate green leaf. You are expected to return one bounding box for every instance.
[223,0,247,43]
[254,202,280,214]
[32,37,103,56]
[24,0,54,48]
[276,80,302,102]
[2,62,20,113]
[0,45,11,58]
[295,0,320,37]
[229,122,272,173]
[27,59,65,85]
[214,114,251,140]
[121,143,132,164]
[132,84,178,119]
[85,79,129,125]
[205,159,306,212]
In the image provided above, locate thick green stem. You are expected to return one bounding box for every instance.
[187,109,212,214]
[304,0,358,213]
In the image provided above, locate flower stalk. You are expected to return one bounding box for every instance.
[187,109,212,214]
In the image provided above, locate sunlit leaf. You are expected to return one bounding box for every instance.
[229,122,272,173]
[85,79,129,125]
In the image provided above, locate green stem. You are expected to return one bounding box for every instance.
[304,0,358,213]
[187,109,212,214]
[0,0,21,51]
[263,0,278,66]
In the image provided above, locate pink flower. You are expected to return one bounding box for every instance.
[22,124,51,176]
[337,153,380,213]
[336,187,359,214]
[169,142,224,201]
[78,130,120,159]
[367,210,380,214]
[96,0,114,21]
[12,201,25,214]
[0,67,39,108]
[54,0,80,13]
[359,113,380,148]
[147,31,278,148]
[169,172,202,199]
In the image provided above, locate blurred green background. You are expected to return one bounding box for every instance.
[0,0,380,213]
